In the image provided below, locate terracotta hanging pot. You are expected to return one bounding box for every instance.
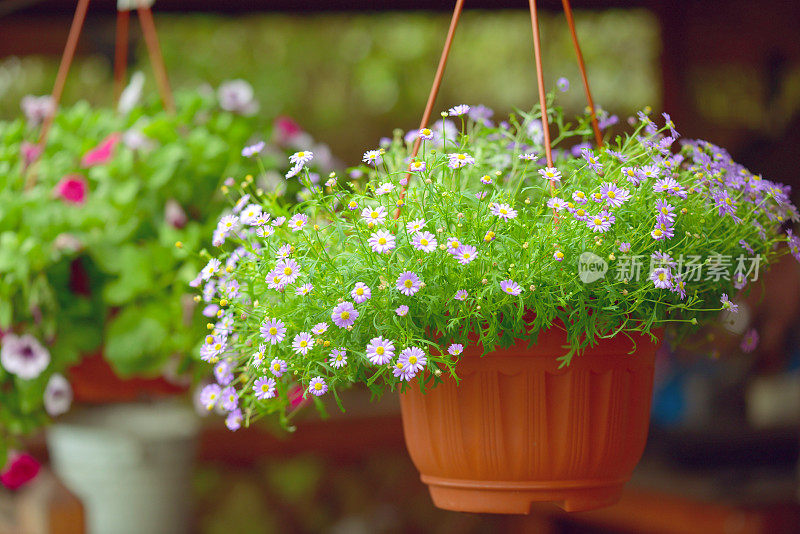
[399,326,660,514]
[69,352,186,404]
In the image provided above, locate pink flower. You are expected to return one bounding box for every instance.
[81,133,120,167]
[1,453,40,490]
[54,174,88,204]
[274,116,304,145]
[21,141,42,168]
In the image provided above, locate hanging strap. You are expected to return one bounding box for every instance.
[395,0,601,218]
[29,0,174,188]
[113,8,130,103]
[394,0,465,217]
[561,0,603,147]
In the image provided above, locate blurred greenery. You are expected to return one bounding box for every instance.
[0,10,660,160]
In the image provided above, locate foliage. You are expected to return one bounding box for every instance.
[0,84,334,461]
[195,95,800,432]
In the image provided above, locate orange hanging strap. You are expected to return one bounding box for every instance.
[394,0,465,218]
[137,5,175,114]
[113,8,130,105]
[36,0,91,149]
[561,0,603,147]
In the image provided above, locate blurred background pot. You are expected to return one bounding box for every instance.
[45,400,199,534]
[399,327,660,514]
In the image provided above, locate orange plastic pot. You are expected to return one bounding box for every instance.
[399,326,660,514]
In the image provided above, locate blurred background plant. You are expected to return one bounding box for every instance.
[0,10,661,162]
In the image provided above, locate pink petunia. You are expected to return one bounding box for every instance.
[54,174,88,205]
[81,133,120,167]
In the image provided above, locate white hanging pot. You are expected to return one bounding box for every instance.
[46,400,199,534]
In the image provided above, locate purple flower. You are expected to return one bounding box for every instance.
[581,148,603,174]
[622,167,642,185]
[362,149,382,165]
[406,218,426,233]
[587,210,615,233]
[518,152,537,161]
[296,283,313,296]
[598,114,619,130]
[556,77,570,92]
[332,301,359,328]
[468,104,494,126]
[500,279,522,296]
[411,231,437,253]
[418,128,434,141]
[607,149,628,162]
[260,318,287,345]
[655,199,676,221]
[409,161,426,172]
[650,268,673,289]
[490,203,518,221]
[740,329,759,353]
[538,167,562,183]
[446,237,462,255]
[395,305,409,317]
[787,229,800,262]
[368,230,396,254]
[672,275,687,300]
[572,190,588,204]
[220,386,239,412]
[311,322,329,335]
[396,271,422,296]
[274,258,301,284]
[270,358,288,377]
[44,373,72,417]
[225,409,243,431]
[289,150,314,166]
[199,384,221,410]
[547,197,568,211]
[739,239,754,255]
[651,217,674,240]
[351,282,372,303]
[292,332,314,356]
[448,343,464,356]
[600,183,631,208]
[448,104,470,117]
[329,348,347,368]
[366,337,395,365]
[399,347,427,373]
[712,189,739,221]
[447,153,475,169]
[201,258,222,281]
[254,377,277,400]
[214,360,234,386]
[0,334,50,380]
[619,242,631,253]
[454,244,478,265]
[308,377,328,396]
[218,79,258,115]
[361,206,387,226]
[651,251,676,267]
[241,141,265,158]
[288,214,309,232]
[454,289,468,301]
[392,360,415,381]
[21,95,55,125]
[721,293,739,313]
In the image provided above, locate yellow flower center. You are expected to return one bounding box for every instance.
[297,151,305,157]
[284,267,292,275]
[420,238,428,246]
[378,237,387,245]
[404,279,413,288]
[608,191,616,199]
[262,384,270,392]
[658,272,666,281]
[300,341,307,348]
[273,363,280,371]
[409,356,417,365]
[576,209,585,217]
[341,311,350,320]
[593,218,602,226]
[654,229,663,237]
[314,383,322,390]
[269,327,278,335]
[214,343,222,351]
[376,346,385,355]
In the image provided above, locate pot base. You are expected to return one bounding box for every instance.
[423,475,625,513]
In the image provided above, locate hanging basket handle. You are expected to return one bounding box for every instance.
[395,0,603,217]
[27,0,174,188]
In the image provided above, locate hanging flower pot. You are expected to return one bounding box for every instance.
[399,326,660,513]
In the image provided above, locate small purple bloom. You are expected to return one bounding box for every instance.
[448,343,464,356]
[254,377,277,400]
[650,268,673,289]
[395,305,409,317]
[454,289,468,301]
[396,271,422,296]
[332,301,359,328]
[740,329,759,353]
[366,337,395,365]
[351,282,372,303]
[499,279,522,296]
[292,332,314,356]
